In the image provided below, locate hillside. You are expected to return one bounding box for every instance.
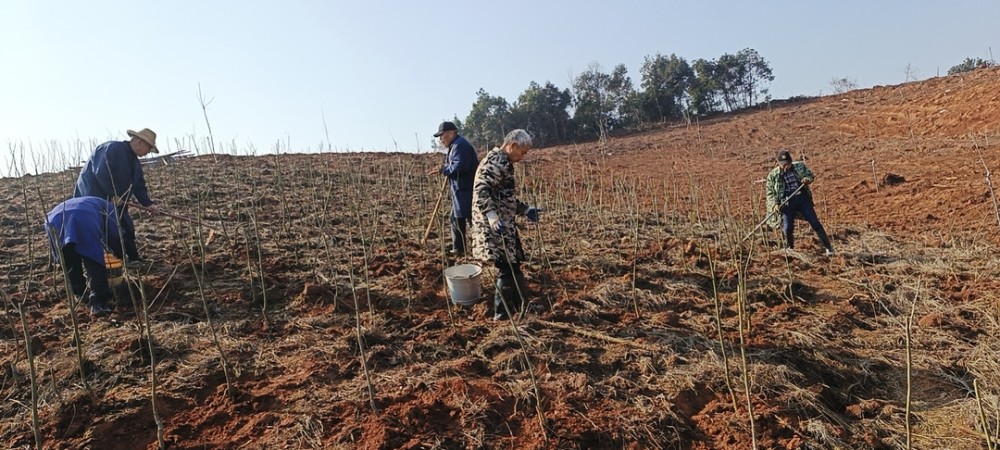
[1,66,999,449]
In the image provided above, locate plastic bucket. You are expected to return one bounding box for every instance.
[105,253,124,287]
[444,264,482,305]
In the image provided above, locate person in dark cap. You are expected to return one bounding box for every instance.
[430,121,479,256]
[765,150,834,256]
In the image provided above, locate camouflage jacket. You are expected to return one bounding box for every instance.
[765,161,814,227]
[471,147,529,263]
[766,161,815,206]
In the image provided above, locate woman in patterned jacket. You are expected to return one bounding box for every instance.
[471,129,542,320]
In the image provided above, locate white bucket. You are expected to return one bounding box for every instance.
[444,264,482,305]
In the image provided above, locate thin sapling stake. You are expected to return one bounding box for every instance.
[735,251,759,450]
[183,204,234,396]
[347,259,378,412]
[16,300,42,450]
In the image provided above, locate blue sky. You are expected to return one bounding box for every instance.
[1,1,997,171]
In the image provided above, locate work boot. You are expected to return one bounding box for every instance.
[125,258,145,271]
[90,302,112,317]
[88,291,113,316]
[493,277,526,320]
[526,302,547,314]
[492,289,514,321]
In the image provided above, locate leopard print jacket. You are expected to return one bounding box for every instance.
[471,147,528,263]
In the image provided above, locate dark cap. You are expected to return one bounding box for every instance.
[776,150,792,164]
[433,121,458,137]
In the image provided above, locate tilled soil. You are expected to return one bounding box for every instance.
[1,67,1000,449]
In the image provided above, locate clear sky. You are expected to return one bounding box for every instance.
[1,1,996,173]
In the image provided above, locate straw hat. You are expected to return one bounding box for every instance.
[127,128,159,153]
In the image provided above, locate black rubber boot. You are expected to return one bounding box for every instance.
[88,291,113,316]
[493,281,515,320]
[493,274,527,320]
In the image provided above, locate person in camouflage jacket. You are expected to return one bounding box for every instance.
[471,129,542,320]
[766,150,834,256]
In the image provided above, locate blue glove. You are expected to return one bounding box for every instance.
[526,207,543,223]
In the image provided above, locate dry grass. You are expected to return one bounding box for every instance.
[4,69,1000,448]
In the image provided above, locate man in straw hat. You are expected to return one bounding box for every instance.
[75,128,161,267]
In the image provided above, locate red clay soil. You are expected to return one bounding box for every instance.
[1,67,999,449]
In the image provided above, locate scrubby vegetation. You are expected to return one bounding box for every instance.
[1,66,1000,450]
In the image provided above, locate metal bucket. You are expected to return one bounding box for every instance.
[444,264,482,305]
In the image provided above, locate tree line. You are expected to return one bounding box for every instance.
[450,48,775,150]
[444,52,995,151]
[947,57,995,75]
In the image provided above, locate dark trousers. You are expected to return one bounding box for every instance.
[117,205,140,261]
[494,259,527,318]
[781,194,832,250]
[450,216,470,255]
[60,244,110,301]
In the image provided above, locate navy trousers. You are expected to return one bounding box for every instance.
[781,193,832,250]
[117,205,140,261]
[60,243,110,301]
[450,215,470,255]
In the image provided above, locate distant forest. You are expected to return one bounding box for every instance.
[450,50,996,150]
[450,48,775,150]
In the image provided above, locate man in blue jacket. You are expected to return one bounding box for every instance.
[75,128,160,265]
[46,197,125,316]
[432,121,479,256]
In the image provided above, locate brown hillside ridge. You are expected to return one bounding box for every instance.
[1,66,999,449]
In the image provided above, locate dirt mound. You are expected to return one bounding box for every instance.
[2,67,1000,449]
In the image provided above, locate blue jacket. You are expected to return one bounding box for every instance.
[75,140,153,206]
[46,197,123,265]
[441,135,478,218]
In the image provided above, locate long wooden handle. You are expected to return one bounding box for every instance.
[128,202,221,230]
[421,178,449,244]
[740,183,805,244]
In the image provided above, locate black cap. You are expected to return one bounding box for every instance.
[434,121,458,137]
[776,150,792,164]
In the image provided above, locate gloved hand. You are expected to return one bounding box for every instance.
[770,203,782,214]
[486,211,505,232]
[802,178,813,185]
[526,206,543,223]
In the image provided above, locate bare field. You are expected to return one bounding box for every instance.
[2,67,1000,449]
